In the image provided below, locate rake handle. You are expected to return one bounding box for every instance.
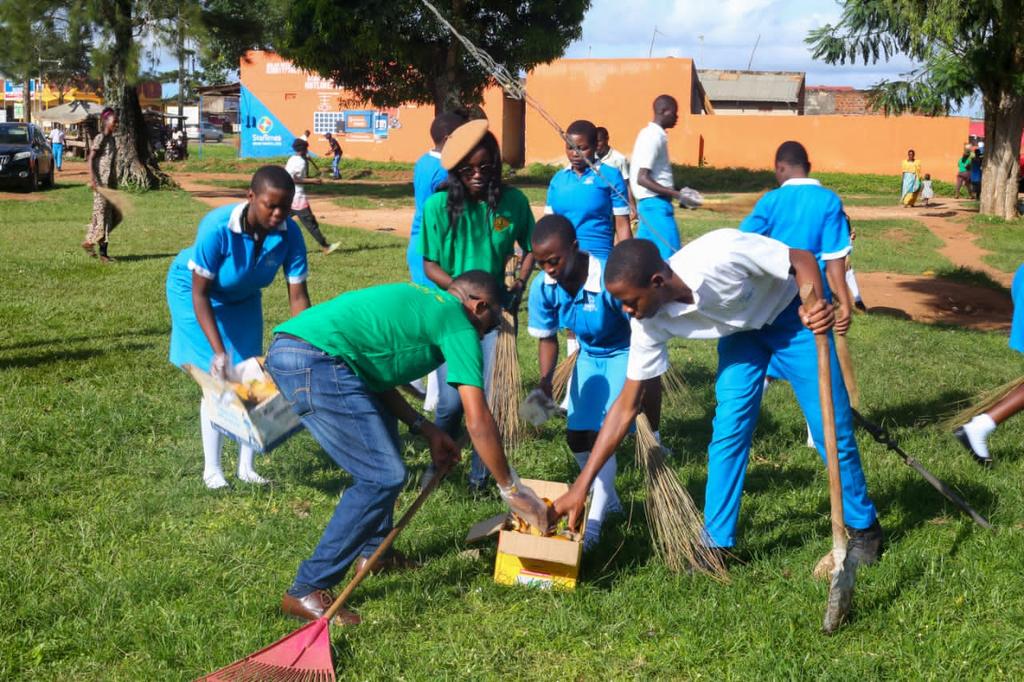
[800,284,847,553]
[324,436,466,621]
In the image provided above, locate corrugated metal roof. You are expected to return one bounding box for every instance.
[698,70,805,103]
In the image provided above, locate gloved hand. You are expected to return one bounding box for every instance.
[519,388,558,426]
[210,352,229,380]
[678,186,704,209]
[498,469,550,531]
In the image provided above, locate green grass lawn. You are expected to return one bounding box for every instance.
[969,214,1024,274]
[2,182,1024,679]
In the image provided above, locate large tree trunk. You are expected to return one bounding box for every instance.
[979,89,1024,220]
[431,0,465,116]
[105,0,166,189]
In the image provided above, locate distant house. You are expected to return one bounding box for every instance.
[697,69,805,115]
[804,86,882,116]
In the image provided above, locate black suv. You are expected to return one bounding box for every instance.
[0,122,55,191]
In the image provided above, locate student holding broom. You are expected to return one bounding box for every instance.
[166,165,311,489]
[551,231,882,568]
[419,119,535,493]
[286,139,340,255]
[954,262,1024,467]
[528,215,632,551]
[265,271,550,626]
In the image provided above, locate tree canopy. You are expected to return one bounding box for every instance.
[277,0,591,113]
[807,0,1024,219]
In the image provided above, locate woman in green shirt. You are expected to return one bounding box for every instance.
[419,120,535,493]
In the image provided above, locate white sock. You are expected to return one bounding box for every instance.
[963,413,997,459]
[237,445,267,485]
[806,422,815,448]
[845,268,863,303]
[574,450,620,542]
[200,399,227,489]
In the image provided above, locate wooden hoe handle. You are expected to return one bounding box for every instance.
[799,284,848,552]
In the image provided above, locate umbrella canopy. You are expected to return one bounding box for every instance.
[36,100,103,125]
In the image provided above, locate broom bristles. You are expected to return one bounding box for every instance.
[488,309,525,451]
[635,414,729,581]
[942,373,1024,430]
[661,364,693,405]
[551,349,579,405]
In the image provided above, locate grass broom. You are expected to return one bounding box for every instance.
[488,309,525,451]
[634,413,729,581]
[550,349,579,405]
[942,373,1024,431]
[196,462,454,681]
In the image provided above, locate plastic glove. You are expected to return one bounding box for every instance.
[210,352,229,380]
[519,388,558,426]
[498,469,550,531]
[678,186,704,209]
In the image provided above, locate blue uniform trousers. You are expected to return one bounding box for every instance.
[636,196,680,259]
[705,297,877,547]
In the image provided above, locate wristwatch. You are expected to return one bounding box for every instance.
[409,415,426,435]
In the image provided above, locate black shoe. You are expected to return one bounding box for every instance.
[847,519,884,567]
[854,300,868,313]
[953,426,994,468]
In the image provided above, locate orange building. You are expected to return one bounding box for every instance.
[240,52,970,177]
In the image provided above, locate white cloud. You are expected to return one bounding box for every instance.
[565,0,920,89]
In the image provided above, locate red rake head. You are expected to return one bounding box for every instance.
[197,617,336,682]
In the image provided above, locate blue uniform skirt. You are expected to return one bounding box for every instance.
[166,259,264,370]
[567,348,629,432]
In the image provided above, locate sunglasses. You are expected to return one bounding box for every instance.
[457,163,496,179]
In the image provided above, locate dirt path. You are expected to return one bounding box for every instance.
[846,199,1011,287]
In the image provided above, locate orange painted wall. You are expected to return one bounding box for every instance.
[239,51,505,162]
[241,52,971,176]
[524,58,698,165]
[677,114,970,177]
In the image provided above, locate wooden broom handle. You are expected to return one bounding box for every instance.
[834,334,860,410]
[799,284,847,551]
[324,436,468,620]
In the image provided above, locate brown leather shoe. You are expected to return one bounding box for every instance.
[355,549,419,576]
[280,590,361,626]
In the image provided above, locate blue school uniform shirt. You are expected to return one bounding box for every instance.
[527,254,632,357]
[166,202,308,368]
[739,177,850,300]
[545,164,630,260]
[409,151,447,252]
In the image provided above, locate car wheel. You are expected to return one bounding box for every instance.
[43,163,54,189]
[24,168,38,192]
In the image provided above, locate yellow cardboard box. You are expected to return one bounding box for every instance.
[467,479,586,590]
[184,358,302,453]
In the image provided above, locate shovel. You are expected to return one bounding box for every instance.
[800,284,856,634]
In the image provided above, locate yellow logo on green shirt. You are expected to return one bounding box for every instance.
[493,215,510,232]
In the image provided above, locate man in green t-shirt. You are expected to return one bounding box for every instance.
[264,270,550,627]
[418,119,536,493]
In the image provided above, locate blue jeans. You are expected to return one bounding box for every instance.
[636,196,680,259]
[52,143,63,170]
[433,328,499,487]
[265,335,406,597]
[705,297,877,547]
[332,154,341,179]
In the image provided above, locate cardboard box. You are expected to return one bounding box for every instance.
[466,479,587,590]
[184,358,302,453]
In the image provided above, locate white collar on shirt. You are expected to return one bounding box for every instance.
[543,253,603,294]
[227,202,288,234]
[428,150,441,158]
[781,177,821,187]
